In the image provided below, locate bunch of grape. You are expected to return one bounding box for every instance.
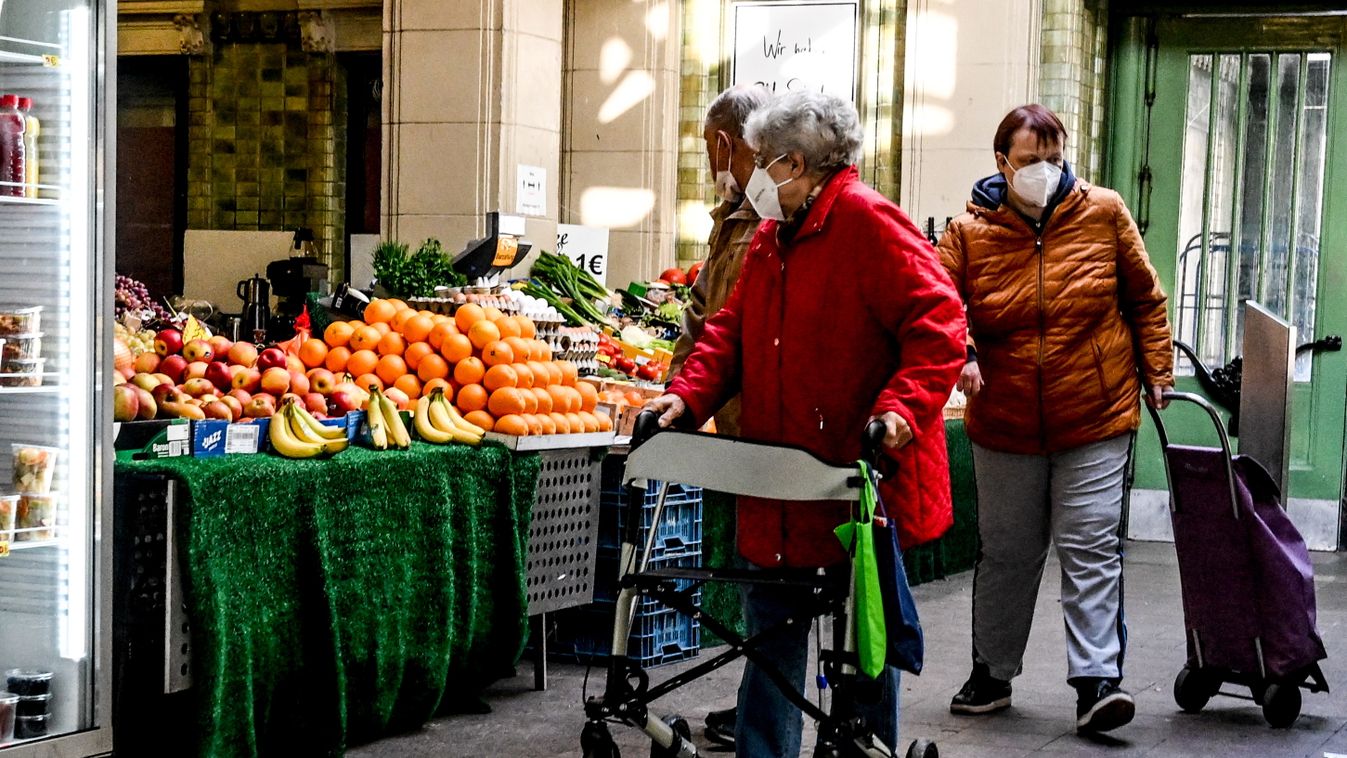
[115,274,172,324]
[113,322,157,354]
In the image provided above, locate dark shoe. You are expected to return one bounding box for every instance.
[704,706,735,746]
[1075,680,1135,733]
[949,665,1012,715]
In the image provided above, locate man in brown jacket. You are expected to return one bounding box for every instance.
[667,83,769,747]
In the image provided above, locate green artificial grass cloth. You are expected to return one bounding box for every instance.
[118,441,540,758]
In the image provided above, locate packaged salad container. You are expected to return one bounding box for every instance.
[12,445,58,494]
[0,307,41,337]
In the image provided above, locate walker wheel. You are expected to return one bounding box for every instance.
[582,720,622,758]
[906,739,938,758]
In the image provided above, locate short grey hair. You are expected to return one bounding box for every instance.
[743,91,863,174]
[704,85,773,136]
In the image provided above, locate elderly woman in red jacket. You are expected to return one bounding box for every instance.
[649,90,966,757]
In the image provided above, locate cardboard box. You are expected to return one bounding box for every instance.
[114,420,192,462]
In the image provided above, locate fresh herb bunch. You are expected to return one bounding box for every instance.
[373,238,467,297]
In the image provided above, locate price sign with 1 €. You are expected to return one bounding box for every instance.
[556,224,609,286]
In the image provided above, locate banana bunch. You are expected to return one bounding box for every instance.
[413,389,485,446]
[366,386,411,450]
[270,402,350,458]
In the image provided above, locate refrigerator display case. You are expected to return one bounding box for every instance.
[0,0,113,754]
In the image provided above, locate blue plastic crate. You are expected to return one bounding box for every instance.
[594,549,702,604]
[600,484,703,551]
[550,604,700,668]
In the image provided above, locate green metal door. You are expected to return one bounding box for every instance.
[1109,15,1347,550]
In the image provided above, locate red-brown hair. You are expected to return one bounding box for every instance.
[994,104,1067,156]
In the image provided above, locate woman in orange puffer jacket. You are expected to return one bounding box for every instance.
[938,105,1173,736]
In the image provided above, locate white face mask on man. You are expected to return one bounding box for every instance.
[713,133,743,204]
[1004,157,1062,209]
[745,154,794,221]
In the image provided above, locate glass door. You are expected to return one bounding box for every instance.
[1110,14,1347,550]
[0,0,112,754]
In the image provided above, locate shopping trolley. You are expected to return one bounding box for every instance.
[1148,391,1329,728]
[579,411,937,757]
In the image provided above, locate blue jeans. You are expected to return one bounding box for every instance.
[734,570,901,757]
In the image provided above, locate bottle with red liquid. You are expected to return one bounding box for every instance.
[0,94,26,198]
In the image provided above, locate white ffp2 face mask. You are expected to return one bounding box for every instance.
[745,154,793,221]
[1006,158,1062,208]
[713,134,743,203]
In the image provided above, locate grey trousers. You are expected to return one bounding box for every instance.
[970,434,1131,683]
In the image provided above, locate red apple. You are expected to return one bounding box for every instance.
[119,366,136,381]
[185,361,209,381]
[208,336,234,360]
[232,367,262,393]
[151,383,182,406]
[330,389,362,414]
[113,385,140,422]
[257,347,288,372]
[158,355,188,383]
[182,378,216,398]
[221,395,244,421]
[182,339,214,363]
[280,392,305,408]
[288,371,310,396]
[203,401,233,421]
[133,352,162,374]
[303,392,327,416]
[260,367,291,395]
[205,361,234,391]
[228,341,259,368]
[306,368,336,395]
[154,328,183,357]
[227,388,253,405]
[244,396,276,418]
[132,386,157,420]
[285,354,305,374]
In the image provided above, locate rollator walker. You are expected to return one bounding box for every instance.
[579,411,937,758]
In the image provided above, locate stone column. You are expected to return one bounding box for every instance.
[561,0,682,289]
[1039,0,1109,181]
[382,0,564,274]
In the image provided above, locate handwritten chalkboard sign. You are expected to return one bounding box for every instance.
[730,1,859,102]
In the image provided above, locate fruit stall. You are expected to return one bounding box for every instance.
[100,243,699,754]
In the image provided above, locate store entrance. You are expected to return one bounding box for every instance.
[1111,13,1347,550]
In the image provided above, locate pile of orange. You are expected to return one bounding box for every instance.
[321,298,612,436]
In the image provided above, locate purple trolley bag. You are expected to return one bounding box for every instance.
[1147,391,1329,728]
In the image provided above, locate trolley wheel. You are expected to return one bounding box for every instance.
[1261,683,1302,729]
[583,720,622,758]
[650,715,691,758]
[1174,667,1217,714]
[905,739,939,758]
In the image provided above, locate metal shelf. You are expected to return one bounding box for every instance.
[0,35,63,67]
[0,384,63,395]
[0,194,61,207]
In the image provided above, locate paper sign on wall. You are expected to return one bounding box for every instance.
[731,1,859,101]
[517,165,547,216]
[556,224,609,286]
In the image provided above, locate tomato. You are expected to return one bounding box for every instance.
[687,262,704,286]
[636,364,661,382]
[659,268,687,286]
[615,356,637,374]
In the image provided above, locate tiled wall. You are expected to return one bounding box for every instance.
[1039,0,1108,182]
[186,43,348,280]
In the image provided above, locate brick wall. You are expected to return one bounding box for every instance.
[186,42,348,280]
[1039,0,1108,182]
